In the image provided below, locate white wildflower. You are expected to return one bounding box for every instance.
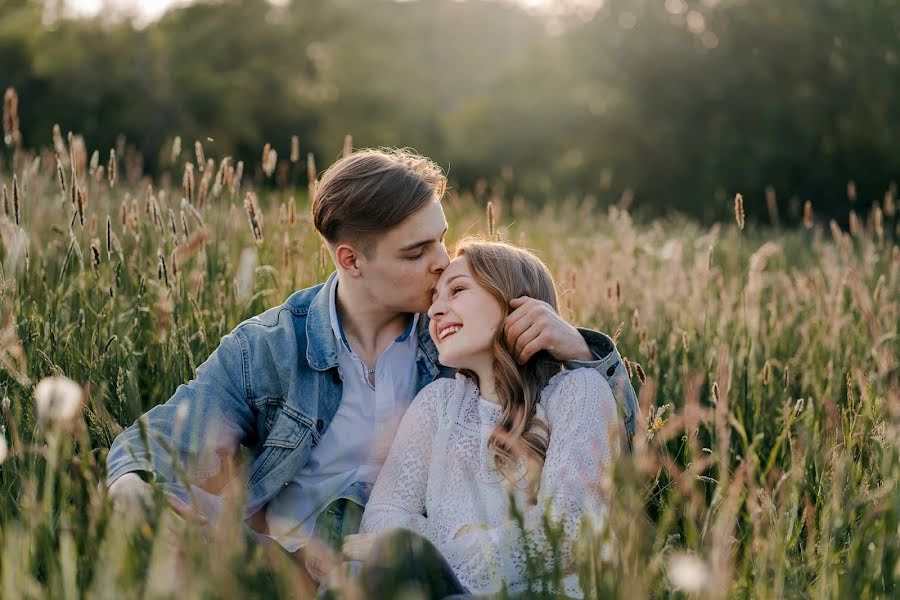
[667,552,710,593]
[34,376,83,426]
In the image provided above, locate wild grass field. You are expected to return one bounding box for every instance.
[0,120,897,598]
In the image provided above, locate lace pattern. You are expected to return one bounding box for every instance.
[360,368,619,596]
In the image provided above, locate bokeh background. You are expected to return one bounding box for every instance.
[3,0,899,223]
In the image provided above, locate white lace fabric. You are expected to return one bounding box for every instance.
[360,368,619,597]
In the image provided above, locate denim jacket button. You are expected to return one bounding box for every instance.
[607,362,618,377]
[316,419,325,433]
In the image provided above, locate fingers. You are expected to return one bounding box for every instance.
[519,335,552,364]
[514,324,541,360]
[341,533,374,562]
[166,493,208,525]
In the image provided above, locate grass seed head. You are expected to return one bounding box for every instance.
[108,149,117,188]
[171,136,182,163]
[195,140,205,171]
[734,193,745,230]
[12,174,20,225]
[290,135,300,163]
[803,200,813,229]
[343,134,353,158]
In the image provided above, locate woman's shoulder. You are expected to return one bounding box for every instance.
[411,373,471,421]
[541,368,612,418]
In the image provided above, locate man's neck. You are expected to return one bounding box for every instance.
[335,277,412,366]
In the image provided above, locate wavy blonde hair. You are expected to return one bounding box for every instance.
[454,238,563,500]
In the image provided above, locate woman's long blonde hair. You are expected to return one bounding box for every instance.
[454,238,562,499]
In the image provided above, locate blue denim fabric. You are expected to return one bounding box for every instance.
[106,272,640,520]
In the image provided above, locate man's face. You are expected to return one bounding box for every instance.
[357,200,450,314]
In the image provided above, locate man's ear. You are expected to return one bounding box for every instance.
[335,243,361,276]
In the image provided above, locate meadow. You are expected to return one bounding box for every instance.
[0,123,897,598]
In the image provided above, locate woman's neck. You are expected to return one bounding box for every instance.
[471,364,499,404]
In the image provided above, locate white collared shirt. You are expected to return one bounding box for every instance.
[265,276,420,552]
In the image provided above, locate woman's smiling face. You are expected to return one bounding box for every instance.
[427,256,505,370]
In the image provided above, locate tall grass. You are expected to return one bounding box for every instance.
[0,122,897,598]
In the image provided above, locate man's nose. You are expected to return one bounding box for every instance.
[431,243,450,274]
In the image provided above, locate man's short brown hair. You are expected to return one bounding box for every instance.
[311,148,447,256]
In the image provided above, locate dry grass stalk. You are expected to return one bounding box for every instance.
[244,191,263,244]
[288,195,296,226]
[307,152,317,185]
[173,227,209,268]
[2,87,20,146]
[171,136,182,163]
[231,161,244,200]
[89,150,99,175]
[12,174,20,226]
[56,154,67,197]
[183,163,195,205]
[2,184,8,217]
[263,147,278,178]
[90,238,101,269]
[802,200,813,229]
[52,123,68,163]
[734,193,745,230]
[849,210,860,237]
[487,200,495,237]
[290,135,300,163]
[873,206,884,242]
[194,140,205,171]
[108,149,117,188]
[343,134,353,158]
[75,187,84,227]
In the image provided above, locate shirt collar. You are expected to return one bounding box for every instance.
[328,274,419,354]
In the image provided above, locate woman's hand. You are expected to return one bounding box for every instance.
[342,533,377,562]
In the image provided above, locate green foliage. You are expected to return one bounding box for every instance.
[2,0,900,222]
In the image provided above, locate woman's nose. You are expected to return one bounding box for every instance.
[428,296,445,320]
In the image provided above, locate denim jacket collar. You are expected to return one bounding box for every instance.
[306,272,339,371]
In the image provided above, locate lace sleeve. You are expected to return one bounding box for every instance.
[439,368,619,591]
[359,377,453,545]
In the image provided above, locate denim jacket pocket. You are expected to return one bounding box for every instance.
[263,410,309,449]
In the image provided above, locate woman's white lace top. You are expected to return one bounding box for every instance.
[360,368,619,597]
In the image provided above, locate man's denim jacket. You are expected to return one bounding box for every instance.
[106,273,639,522]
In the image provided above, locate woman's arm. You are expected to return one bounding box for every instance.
[438,368,619,590]
[359,378,453,546]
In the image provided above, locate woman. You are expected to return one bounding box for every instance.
[341,238,620,598]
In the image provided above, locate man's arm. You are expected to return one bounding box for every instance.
[106,328,257,493]
[503,297,640,451]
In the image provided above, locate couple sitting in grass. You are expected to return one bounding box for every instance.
[106,149,639,599]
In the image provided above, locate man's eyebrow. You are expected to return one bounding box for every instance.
[399,226,448,252]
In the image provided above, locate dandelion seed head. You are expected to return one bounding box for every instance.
[34,376,83,426]
[667,552,710,593]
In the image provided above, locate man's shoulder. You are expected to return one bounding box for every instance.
[233,282,326,333]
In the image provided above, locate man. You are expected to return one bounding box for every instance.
[106,148,638,589]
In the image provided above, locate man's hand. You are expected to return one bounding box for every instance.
[302,537,344,583]
[341,533,377,562]
[504,297,592,364]
[107,472,154,520]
